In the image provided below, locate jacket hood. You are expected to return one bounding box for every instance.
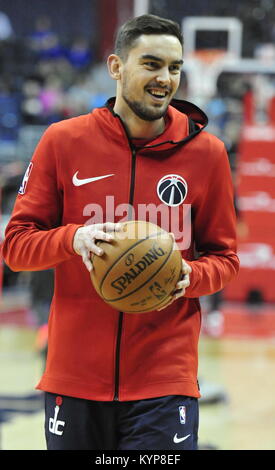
[105,97,208,152]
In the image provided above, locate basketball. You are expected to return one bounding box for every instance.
[90,220,183,313]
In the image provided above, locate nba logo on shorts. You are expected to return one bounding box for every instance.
[179,406,186,424]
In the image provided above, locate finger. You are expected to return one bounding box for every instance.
[182,260,192,274]
[82,250,93,272]
[102,222,123,232]
[92,230,114,242]
[90,243,104,256]
[175,288,185,299]
[176,277,190,290]
[114,222,123,232]
[168,287,186,301]
[81,238,104,256]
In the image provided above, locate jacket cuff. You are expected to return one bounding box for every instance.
[63,224,84,256]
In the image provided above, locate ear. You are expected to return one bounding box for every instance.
[107,54,122,80]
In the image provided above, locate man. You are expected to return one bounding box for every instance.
[2,14,239,450]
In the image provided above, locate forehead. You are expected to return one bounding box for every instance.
[128,34,183,62]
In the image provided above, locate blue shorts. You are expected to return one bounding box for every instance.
[45,393,199,450]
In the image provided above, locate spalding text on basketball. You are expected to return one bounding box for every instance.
[111,243,166,295]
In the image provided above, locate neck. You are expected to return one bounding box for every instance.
[113,101,165,140]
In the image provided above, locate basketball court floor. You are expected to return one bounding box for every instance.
[1,290,275,451]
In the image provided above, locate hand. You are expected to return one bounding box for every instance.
[73,222,122,272]
[157,259,192,311]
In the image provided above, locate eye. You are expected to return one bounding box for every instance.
[169,65,181,73]
[144,61,159,69]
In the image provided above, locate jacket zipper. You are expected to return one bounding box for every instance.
[114,311,123,400]
[113,144,137,401]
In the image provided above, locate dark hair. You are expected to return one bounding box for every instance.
[114,14,183,60]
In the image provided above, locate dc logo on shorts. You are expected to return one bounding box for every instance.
[49,396,65,436]
[157,174,188,207]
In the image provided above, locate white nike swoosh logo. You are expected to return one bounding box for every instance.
[72,172,114,186]
[173,433,191,444]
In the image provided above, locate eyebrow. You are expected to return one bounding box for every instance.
[140,54,183,65]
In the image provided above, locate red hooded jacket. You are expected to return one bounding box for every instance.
[2,98,239,400]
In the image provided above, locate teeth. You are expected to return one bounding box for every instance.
[148,89,166,97]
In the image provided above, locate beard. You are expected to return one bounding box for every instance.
[121,75,170,121]
[122,93,169,121]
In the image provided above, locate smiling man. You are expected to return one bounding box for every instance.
[2,15,239,450]
[109,32,183,133]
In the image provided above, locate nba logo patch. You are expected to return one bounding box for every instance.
[19,162,33,195]
[179,406,186,424]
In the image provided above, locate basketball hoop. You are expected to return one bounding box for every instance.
[188,48,228,65]
[183,48,230,105]
[182,17,242,104]
[181,17,275,105]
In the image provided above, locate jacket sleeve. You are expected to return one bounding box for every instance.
[1,124,82,272]
[184,142,239,298]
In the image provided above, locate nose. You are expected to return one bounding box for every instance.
[156,67,170,86]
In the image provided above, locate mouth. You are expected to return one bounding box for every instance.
[146,88,169,102]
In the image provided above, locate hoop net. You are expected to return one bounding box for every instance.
[188,48,228,65]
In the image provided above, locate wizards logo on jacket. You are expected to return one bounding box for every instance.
[157,174,188,207]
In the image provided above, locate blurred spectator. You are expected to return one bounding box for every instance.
[252,74,275,122]
[89,61,116,97]
[0,10,14,40]
[21,74,67,124]
[21,76,44,124]
[67,37,93,69]
[36,56,75,89]
[255,43,275,64]
[39,74,65,123]
[205,94,229,139]
[65,73,95,116]
[28,15,65,61]
[0,77,20,142]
